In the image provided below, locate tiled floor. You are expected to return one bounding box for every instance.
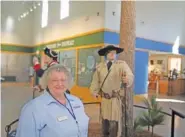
[1,86,185,137]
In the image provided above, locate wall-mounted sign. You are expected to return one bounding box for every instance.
[58,40,75,48]
[47,44,57,49]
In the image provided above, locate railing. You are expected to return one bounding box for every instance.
[170,108,185,137]
[5,102,185,137]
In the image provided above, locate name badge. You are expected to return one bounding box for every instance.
[73,105,81,109]
[57,116,68,122]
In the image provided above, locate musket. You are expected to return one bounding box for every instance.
[121,72,127,137]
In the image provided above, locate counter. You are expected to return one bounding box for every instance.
[159,79,185,96]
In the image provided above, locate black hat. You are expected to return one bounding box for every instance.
[98,45,124,56]
[44,47,58,58]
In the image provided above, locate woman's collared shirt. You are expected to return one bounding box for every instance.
[16,91,89,137]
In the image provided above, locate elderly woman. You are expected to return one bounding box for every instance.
[16,64,89,137]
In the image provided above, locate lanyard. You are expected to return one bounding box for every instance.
[47,89,81,137]
[47,89,77,123]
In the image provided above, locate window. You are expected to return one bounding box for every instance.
[41,0,48,28]
[169,57,181,72]
[60,0,69,20]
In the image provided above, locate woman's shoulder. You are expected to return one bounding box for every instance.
[20,92,49,112]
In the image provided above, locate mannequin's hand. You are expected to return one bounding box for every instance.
[122,76,128,84]
[33,85,40,91]
[92,93,99,98]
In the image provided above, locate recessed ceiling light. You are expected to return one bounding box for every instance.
[34,6,37,9]
[38,3,41,6]
[23,13,27,17]
[30,8,33,12]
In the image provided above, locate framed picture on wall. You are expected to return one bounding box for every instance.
[157,60,163,65]
[59,50,76,84]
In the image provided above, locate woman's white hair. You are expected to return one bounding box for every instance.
[40,64,74,89]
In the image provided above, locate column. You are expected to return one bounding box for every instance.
[118,1,136,137]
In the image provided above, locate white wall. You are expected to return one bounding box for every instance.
[105,1,121,31]
[104,1,185,47]
[33,1,105,45]
[1,1,34,45]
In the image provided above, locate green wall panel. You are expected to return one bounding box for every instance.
[36,32,104,51]
[1,44,33,53]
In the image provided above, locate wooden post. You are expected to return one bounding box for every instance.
[119,1,136,137]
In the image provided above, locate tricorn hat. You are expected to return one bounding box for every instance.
[44,47,58,58]
[98,45,124,56]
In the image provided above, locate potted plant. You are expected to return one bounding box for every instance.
[134,96,165,137]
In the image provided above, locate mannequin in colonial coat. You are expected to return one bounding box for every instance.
[90,45,134,137]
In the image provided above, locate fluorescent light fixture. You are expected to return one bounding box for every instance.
[23,13,26,17]
[41,0,48,28]
[6,16,14,32]
[60,0,69,20]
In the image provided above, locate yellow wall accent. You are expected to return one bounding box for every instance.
[70,85,101,103]
[0,43,34,47]
[54,43,104,51]
[1,82,30,87]
[70,84,144,104]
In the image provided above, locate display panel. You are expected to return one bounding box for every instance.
[77,47,102,87]
[59,50,76,83]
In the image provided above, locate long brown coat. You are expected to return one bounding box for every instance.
[90,60,134,137]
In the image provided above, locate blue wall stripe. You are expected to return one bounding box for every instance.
[104,31,185,55]
[136,38,172,52]
[134,51,149,94]
[179,47,185,55]
[104,31,120,45]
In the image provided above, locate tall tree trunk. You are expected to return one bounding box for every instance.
[118,1,136,137]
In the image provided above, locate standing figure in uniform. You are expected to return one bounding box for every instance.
[90,45,134,137]
[33,47,59,78]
